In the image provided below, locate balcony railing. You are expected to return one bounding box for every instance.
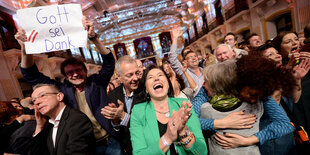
[208,16,224,31]
[225,1,249,21]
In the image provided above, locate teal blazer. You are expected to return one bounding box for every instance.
[130,97,208,155]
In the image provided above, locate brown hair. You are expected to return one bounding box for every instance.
[251,44,275,57]
[60,57,87,76]
[224,32,237,41]
[141,65,174,102]
[271,31,298,58]
[0,101,19,124]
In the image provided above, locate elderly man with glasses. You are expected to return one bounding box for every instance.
[29,83,94,154]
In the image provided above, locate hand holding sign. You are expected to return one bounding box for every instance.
[17,4,87,54]
[82,16,96,39]
[14,28,27,48]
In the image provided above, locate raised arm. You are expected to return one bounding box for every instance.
[82,16,110,55]
[181,61,197,91]
[254,96,293,144]
[292,59,310,103]
[168,28,188,83]
[15,27,34,68]
[83,16,115,87]
[15,28,59,87]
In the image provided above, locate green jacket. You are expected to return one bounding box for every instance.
[130,97,208,155]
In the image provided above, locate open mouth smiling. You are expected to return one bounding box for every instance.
[291,47,298,52]
[153,83,163,90]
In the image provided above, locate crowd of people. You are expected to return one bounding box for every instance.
[1,15,310,155]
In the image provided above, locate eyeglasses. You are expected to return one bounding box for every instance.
[32,92,58,103]
[65,68,83,76]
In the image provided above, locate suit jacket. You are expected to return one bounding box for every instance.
[129,97,208,155]
[20,52,118,138]
[9,120,36,154]
[108,85,143,114]
[30,106,95,155]
[108,85,143,154]
[0,121,23,154]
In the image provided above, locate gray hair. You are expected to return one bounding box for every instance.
[214,44,233,56]
[203,60,238,95]
[115,55,137,75]
[33,83,60,93]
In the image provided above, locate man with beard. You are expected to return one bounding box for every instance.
[101,55,143,155]
[15,17,121,155]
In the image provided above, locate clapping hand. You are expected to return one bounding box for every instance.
[164,101,192,143]
[101,100,126,124]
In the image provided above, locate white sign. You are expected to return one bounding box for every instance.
[17,4,87,54]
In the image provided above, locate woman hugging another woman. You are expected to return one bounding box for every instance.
[200,55,296,155]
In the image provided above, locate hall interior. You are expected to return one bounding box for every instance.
[0,0,309,100]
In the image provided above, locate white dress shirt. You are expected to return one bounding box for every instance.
[49,106,66,147]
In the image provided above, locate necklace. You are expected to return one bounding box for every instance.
[155,109,170,118]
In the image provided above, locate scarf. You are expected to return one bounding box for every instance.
[209,94,241,111]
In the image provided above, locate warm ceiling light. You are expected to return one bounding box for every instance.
[187,1,193,8]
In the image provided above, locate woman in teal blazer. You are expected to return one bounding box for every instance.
[129,65,207,155]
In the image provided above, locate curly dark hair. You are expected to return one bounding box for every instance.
[236,55,296,102]
[0,101,19,124]
[140,65,174,102]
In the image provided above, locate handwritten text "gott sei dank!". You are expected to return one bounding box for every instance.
[36,6,75,51]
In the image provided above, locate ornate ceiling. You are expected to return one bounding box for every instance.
[1,0,206,44]
[58,0,202,44]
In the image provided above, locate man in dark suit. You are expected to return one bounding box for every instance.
[31,83,94,154]
[101,56,143,155]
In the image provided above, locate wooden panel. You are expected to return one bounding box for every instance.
[0,79,18,100]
